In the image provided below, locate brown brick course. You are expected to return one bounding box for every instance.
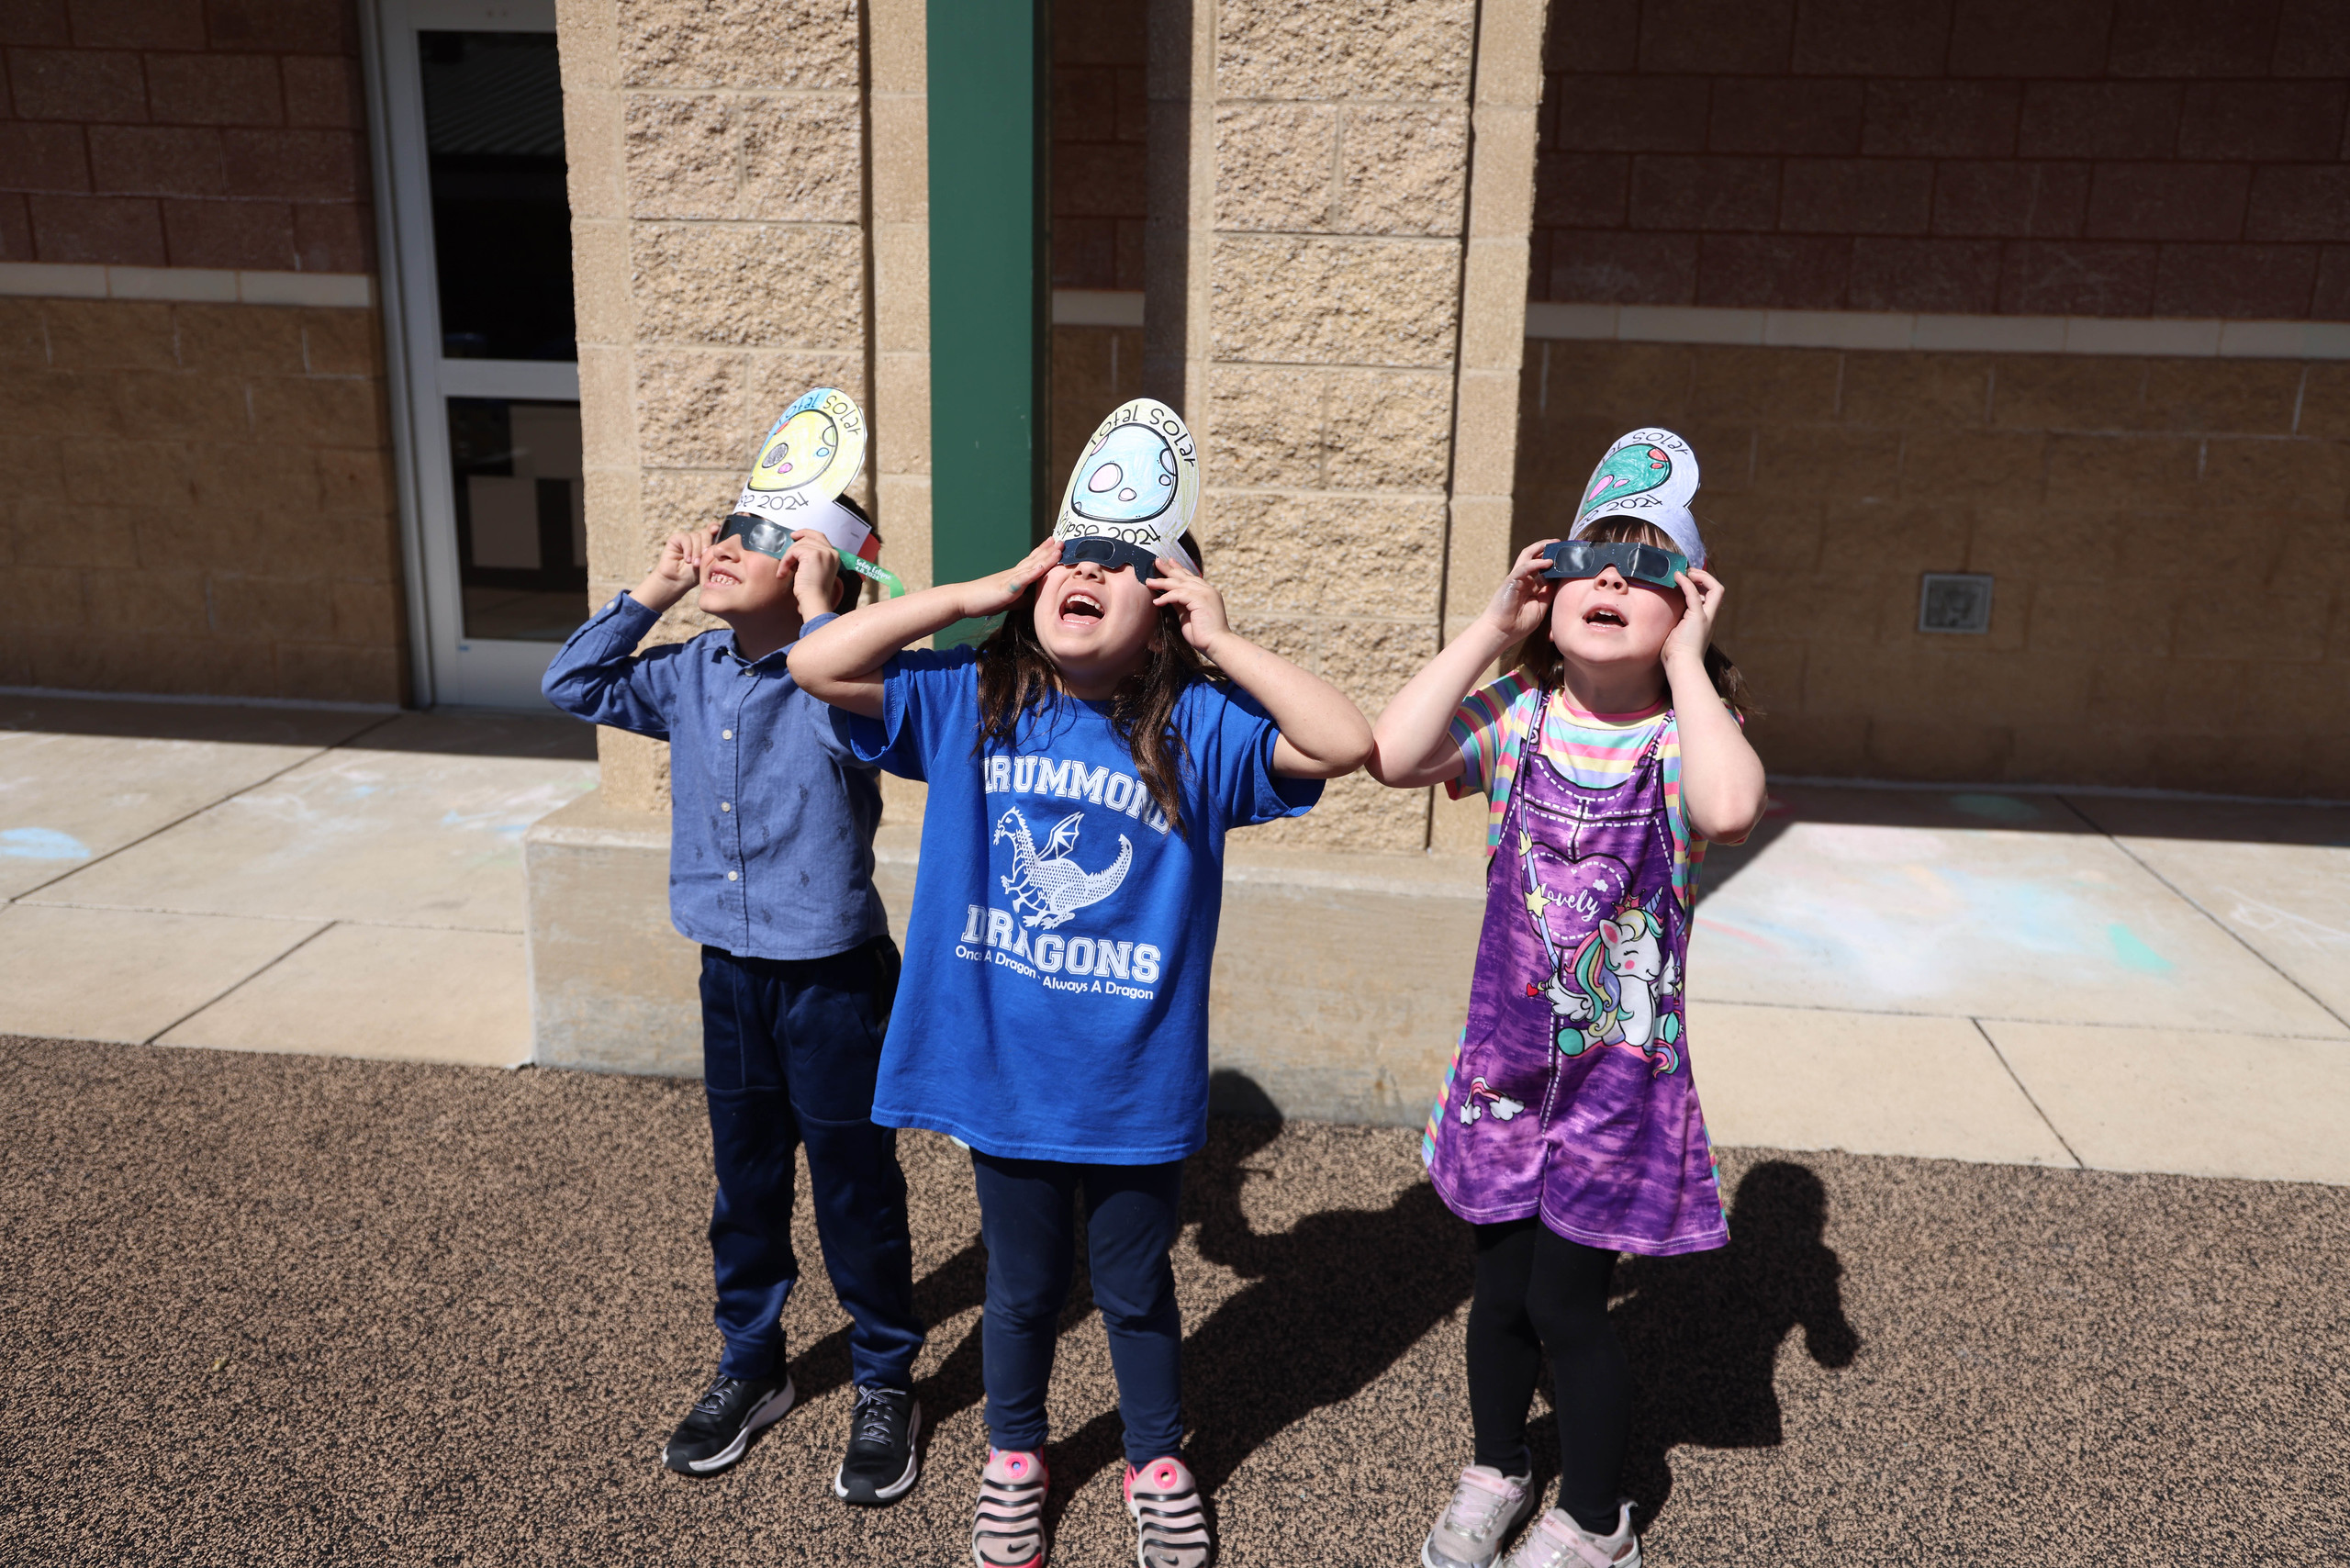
[1516,335,2350,797]
[1,0,375,273]
[0,294,403,703]
[1533,2,2350,320]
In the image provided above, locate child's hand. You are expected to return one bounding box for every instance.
[1481,539,1558,642]
[1664,567,1727,669]
[778,529,841,617]
[632,523,720,613]
[1147,553,1231,655]
[958,537,1062,619]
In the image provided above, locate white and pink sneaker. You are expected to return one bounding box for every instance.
[1499,1501,1639,1568]
[1423,1464,1538,1568]
[972,1448,1048,1568]
[1124,1453,1212,1568]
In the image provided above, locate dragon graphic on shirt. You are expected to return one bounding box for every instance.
[995,807,1132,929]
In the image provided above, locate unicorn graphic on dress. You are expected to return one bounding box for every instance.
[1520,836,1685,1075]
[995,807,1132,929]
[1545,900,1683,1074]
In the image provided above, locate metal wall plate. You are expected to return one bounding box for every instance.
[1919,572,1995,633]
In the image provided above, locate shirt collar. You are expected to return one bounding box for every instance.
[716,611,838,671]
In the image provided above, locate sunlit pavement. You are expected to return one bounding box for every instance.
[1688,783,2350,1183]
[5,694,2345,1182]
[0,695,596,1067]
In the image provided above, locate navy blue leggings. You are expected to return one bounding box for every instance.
[971,1150,1185,1467]
[700,938,923,1390]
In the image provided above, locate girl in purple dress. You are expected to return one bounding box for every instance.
[1368,429,1767,1568]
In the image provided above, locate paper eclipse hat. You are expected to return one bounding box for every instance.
[1055,398,1201,573]
[732,387,878,567]
[1572,428,1706,569]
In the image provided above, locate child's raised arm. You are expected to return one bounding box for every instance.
[1368,540,1557,788]
[789,538,1061,716]
[1662,568,1767,845]
[1147,555,1371,779]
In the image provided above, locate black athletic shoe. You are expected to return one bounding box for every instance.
[833,1384,922,1505]
[661,1372,796,1476]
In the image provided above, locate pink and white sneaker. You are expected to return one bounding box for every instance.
[972,1448,1049,1568]
[1498,1501,1639,1568]
[1124,1453,1212,1568]
[1423,1464,1538,1567]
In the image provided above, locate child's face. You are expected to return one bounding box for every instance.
[694,534,794,621]
[1032,558,1158,682]
[1549,566,1684,674]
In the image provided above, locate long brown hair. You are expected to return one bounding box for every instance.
[1508,517,1761,720]
[974,535,1214,834]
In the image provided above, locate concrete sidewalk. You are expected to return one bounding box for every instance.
[4,694,2344,1183]
[0,694,597,1067]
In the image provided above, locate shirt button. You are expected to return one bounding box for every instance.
[722,729,733,739]
[720,801,731,811]
[727,871,739,881]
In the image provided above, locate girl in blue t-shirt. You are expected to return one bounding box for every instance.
[790,531,1370,1568]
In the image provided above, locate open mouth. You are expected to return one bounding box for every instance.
[1058,589,1106,624]
[1583,605,1627,628]
[706,565,743,588]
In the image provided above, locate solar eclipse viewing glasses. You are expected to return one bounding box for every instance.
[1541,539,1692,589]
[1058,535,1169,576]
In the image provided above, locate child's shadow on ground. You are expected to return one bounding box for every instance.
[1045,1072,1476,1505]
[1592,1159,1860,1527]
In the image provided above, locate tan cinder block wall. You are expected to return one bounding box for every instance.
[0,296,404,702]
[1516,342,2350,797]
[1176,0,1481,853]
[556,0,873,811]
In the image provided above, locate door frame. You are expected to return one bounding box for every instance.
[356,0,577,710]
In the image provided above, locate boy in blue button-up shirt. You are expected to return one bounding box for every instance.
[543,500,925,1506]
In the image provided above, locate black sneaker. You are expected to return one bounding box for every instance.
[660,1372,796,1476]
[833,1384,922,1505]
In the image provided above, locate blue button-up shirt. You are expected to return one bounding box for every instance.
[543,594,887,961]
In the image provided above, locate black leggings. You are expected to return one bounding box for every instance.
[1466,1219,1629,1535]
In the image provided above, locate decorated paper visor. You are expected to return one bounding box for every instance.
[1054,398,1200,575]
[1572,427,1706,569]
[1540,539,1691,589]
[724,387,902,597]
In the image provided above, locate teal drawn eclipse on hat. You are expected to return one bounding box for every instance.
[1576,442,1676,522]
[1069,423,1179,525]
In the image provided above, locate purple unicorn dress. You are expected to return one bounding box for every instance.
[1424,689,1728,1256]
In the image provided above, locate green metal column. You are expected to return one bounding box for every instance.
[927,0,1051,635]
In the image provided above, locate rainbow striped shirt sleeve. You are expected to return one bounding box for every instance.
[1445,671,1534,801]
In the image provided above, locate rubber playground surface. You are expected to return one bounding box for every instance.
[5,1035,2344,1567]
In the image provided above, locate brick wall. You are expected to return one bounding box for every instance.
[1052,1,1144,292]
[1532,0,2350,319]
[1,293,404,700]
[0,0,374,273]
[1516,340,2350,796]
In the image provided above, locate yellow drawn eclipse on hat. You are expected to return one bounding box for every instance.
[745,408,841,494]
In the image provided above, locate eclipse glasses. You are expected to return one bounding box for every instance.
[1059,536,1169,576]
[716,512,796,558]
[1541,539,1691,589]
[714,512,907,601]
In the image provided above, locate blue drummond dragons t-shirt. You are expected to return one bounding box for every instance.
[842,647,1322,1163]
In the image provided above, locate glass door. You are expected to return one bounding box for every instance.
[370,0,581,708]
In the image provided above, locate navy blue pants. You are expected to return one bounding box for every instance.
[971,1150,1185,1467]
[700,938,923,1391]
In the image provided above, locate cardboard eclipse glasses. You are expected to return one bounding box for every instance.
[1541,539,1692,589]
[1058,536,1171,576]
[715,512,906,600]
